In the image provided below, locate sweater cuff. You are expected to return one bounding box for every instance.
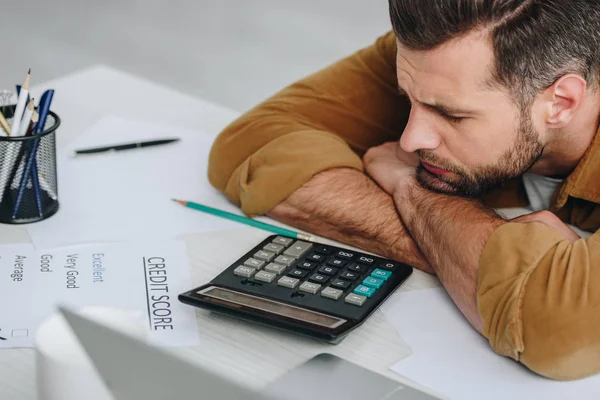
[224,130,364,216]
[477,222,566,359]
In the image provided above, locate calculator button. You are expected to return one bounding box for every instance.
[244,258,265,270]
[362,276,384,289]
[283,241,313,258]
[264,263,286,275]
[347,263,368,273]
[339,270,359,281]
[378,261,400,270]
[307,253,326,262]
[274,255,295,267]
[353,285,376,298]
[345,293,367,306]
[313,245,334,255]
[335,250,355,260]
[299,281,321,295]
[327,259,347,268]
[233,266,256,278]
[272,236,294,246]
[357,255,376,265]
[253,250,275,262]
[278,276,300,289]
[371,268,392,281]
[255,270,277,283]
[331,279,351,290]
[287,269,308,279]
[264,243,285,254]
[297,261,317,271]
[321,287,343,300]
[318,266,339,276]
[309,273,330,285]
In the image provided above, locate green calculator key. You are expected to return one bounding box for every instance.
[371,268,392,281]
[353,284,376,298]
[362,276,384,289]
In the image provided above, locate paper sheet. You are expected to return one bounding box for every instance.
[25,115,254,249]
[381,288,600,400]
[0,240,199,348]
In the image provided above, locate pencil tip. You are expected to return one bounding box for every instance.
[28,68,31,75]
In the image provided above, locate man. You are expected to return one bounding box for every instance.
[208,0,600,381]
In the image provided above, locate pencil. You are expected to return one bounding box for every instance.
[172,199,312,240]
[10,68,31,136]
[0,110,10,135]
[18,99,35,136]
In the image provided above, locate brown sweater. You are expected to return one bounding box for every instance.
[208,32,600,381]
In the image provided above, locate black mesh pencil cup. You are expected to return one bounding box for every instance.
[0,104,60,224]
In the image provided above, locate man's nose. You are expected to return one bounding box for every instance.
[399,108,442,153]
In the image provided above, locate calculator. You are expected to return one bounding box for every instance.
[178,235,413,343]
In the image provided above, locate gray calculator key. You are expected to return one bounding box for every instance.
[255,270,277,283]
[277,276,300,289]
[345,293,367,306]
[263,243,285,254]
[283,241,313,259]
[272,236,294,246]
[321,287,343,300]
[265,263,287,275]
[299,281,321,294]
[244,258,265,269]
[274,255,295,267]
[233,266,256,278]
[254,250,275,262]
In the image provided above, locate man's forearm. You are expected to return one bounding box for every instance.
[394,180,505,331]
[267,168,431,271]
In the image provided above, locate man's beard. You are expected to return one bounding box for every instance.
[415,114,544,198]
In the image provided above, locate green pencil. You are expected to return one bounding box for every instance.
[172,199,312,240]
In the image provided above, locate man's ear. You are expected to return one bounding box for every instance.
[542,74,587,129]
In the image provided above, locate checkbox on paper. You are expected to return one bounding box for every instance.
[11,329,28,338]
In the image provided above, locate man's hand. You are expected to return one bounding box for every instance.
[511,211,581,242]
[363,142,418,194]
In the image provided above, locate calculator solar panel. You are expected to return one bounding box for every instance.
[179,235,413,343]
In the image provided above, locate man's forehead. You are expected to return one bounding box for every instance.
[395,32,496,95]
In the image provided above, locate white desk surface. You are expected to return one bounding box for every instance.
[0,65,441,400]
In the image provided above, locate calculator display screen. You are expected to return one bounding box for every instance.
[198,286,346,329]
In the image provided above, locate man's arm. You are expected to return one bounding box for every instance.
[207,32,429,269]
[394,178,600,381]
[208,32,409,216]
[268,168,431,271]
[393,182,503,331]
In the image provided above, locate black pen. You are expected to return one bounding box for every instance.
[73,138,180,155]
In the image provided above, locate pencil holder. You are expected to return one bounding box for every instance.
[0,104,60,224]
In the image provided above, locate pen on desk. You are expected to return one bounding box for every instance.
[10,69,31,136]
[73,138,180,155]
[172,199,313,240]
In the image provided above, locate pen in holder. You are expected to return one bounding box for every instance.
[0,104,60,224]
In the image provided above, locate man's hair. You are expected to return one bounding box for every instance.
[389,0,600,104]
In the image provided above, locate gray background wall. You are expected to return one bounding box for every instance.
[0,0,391,112]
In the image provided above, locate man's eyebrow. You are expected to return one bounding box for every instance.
[397,84,475,117]
[422,102,473,117]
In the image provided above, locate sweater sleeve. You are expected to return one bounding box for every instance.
[478,222,600,380]
[208,31,410,216]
